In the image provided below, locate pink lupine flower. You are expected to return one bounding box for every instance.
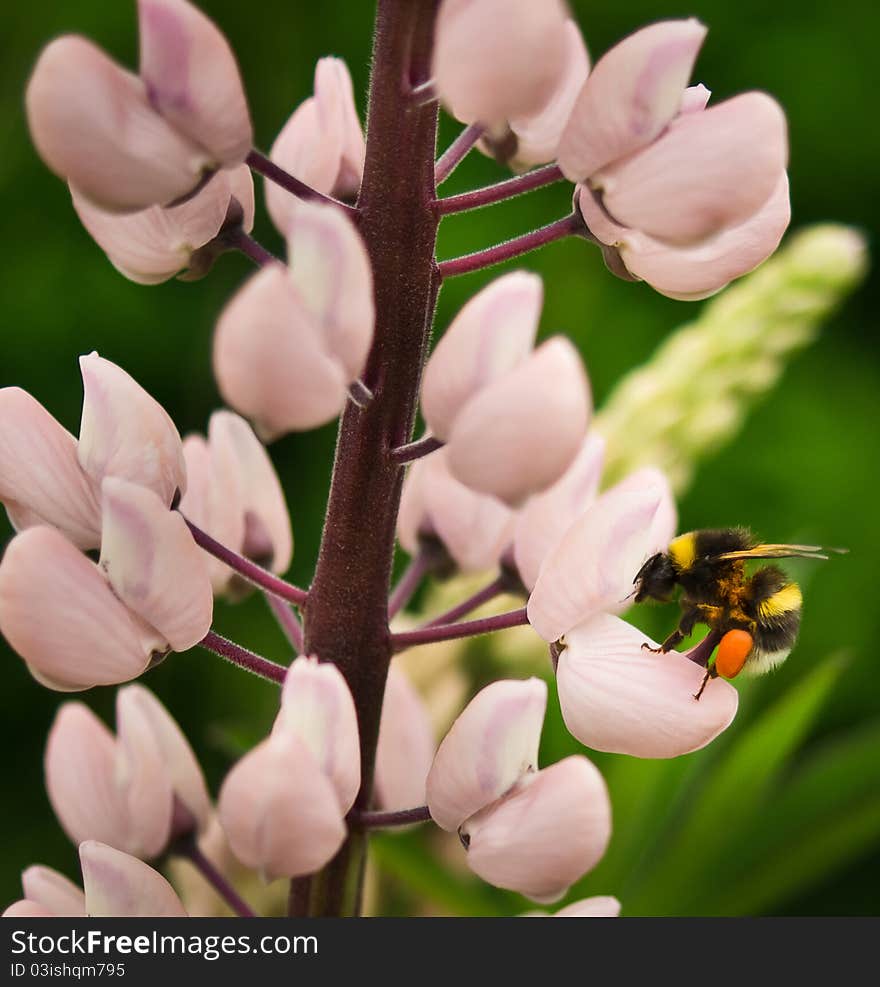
[80,841,188,916]
[78,353,187,507]
[445,337,591,506]
[555,614,738,757]
[100,478,213,652]
[44,687,210,858]
[489,19,590,170]
[427,679,611,901]
[0,527,162,691]
[433,0,570,135]
[421,271,542,442]
[137,0,252,166]
[397,449,515,574]
[527,467,676,643]
[214,203,374,438]
[266,57,365,234]
[217,730,348,881]
[525,895,621,918]
[5,866,87,918]
[558,20,790,299]
[374,665,436,812]
[71,164,255,284]
[0,388,102,550]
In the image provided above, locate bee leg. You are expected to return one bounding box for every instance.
[641,628,684,654]
[693,667,717,702]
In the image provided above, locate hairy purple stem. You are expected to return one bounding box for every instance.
[392,607,530,652]
[434,123,486,185]
[183,517,308,605]
[390,433,443,465]
[349,805,432,829]
[420,575,509,628]
[438,213,582,278]
[388,551,433,619]
[174,836,257,918]
[224,227,279,267]
[435,164,565,215]
[246,149,355,214]
[198,630,287,684]
[264,592,304,653]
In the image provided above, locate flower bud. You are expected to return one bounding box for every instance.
[80,841,188,916]
[26,36,209,213]
[527,468,676,642]
[427,678,547,832]
[274,656,361,813]
[463,756,611,902]
[550,896,621,917]
[0,527,159,691]
[445,337,591,506]
[218,731,347,880]
[0,387,101,549]
[556,614,739,757]
[137,0,253,166]
[267,57,364,234]
[100,478,213,652]
[421,271,542,442]
[433,0,570,132]
[71,165,255,285]
[21,866,87,917]
[397,449,515,574]
[78,353,186,507]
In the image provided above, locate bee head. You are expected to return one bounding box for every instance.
[633,552,678,603]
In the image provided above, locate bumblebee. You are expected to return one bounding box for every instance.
[632,527,844,700]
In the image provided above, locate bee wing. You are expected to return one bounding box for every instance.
[716,543,848,562]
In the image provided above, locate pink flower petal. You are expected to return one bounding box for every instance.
[208,411,293,575]
[558,19,707,182]
[138,0,252,166]
[427,678,547,832]
[513,432,606,591]
[3,900,56,918]
[397,449,515,573]
[527,470,675,642]
[0,387,101,549]
[433,0,570,129]
[218,732,347,880]
[274,656,361,813]
[21,867,87,917]
[679,82,711,114]
[374,664,436,812]
[597,92,788,245]
[78,353,186,507]
[421,271,542,441]
[213,264,349,439]
[446,337,591,506]
[0,527,156,690]
[552,895,621,917]
[100,477,213,651]
[556,613,739,757]
[26,36,208,213]
[80,841,187,916]
[287,199,375,382]
[464,756,611,902]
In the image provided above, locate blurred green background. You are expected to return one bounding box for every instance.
[1,0,878,915]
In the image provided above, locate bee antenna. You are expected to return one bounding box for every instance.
[619,587,638,604]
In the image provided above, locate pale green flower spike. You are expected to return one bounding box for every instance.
[595,224,869,493]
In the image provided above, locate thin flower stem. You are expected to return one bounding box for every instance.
[435,164,565,215]
[198,630,287,684]
[246,150,357,214]
[388,550,434,619]
[183,517,308,605]
[225,227,279,267]
[434,123,486,185]
[438,213,581,278]
[420,575,508,628]
[390,434,443,465]
[349,805,432,829]
[391,607,530,651]
[264,592,304,653]
[174,836,257,918]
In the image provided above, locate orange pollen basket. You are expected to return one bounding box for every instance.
[715,629,754,679]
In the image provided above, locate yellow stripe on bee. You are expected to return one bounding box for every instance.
[758,583,803,618]
[668,532,697,571]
